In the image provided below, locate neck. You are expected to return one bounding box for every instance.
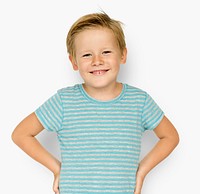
[82,82,123,101]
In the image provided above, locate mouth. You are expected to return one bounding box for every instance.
[89,69,109,76]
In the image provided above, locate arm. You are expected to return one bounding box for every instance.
[134,116,179,194]
[12,112,61,193]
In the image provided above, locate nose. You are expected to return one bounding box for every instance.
[92,55,103,66]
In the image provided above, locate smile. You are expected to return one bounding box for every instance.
[90,69,109,76]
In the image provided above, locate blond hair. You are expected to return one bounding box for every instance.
[66,12,126,59]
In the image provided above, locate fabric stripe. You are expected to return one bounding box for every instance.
[35,84,164,194]
[35,93,63,132]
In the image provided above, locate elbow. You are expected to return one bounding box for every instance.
[175,133,180,147]
[12,126,34,147]
[163,130,180,151]
[11,127,25,146]
[11,129,19,145]
[171,131,180,149]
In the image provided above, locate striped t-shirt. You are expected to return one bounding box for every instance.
[35,83,164,194]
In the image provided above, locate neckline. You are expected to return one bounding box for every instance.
[79,83,126,104]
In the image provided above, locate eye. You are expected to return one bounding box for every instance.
[82,53,92,58]
[102,50,112,55]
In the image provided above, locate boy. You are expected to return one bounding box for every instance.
[12,12,179,194]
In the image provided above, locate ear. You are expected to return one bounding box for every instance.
[69,55,79,71]
[121,48,127,64]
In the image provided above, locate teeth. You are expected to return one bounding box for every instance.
[91,70,108,75]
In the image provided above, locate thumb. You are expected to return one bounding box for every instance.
[134,176,144,194]
[53,174,60,194]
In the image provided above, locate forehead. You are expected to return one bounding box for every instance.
[74,27,117,47]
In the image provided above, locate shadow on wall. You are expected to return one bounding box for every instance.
[140,130,158,159]
[37,130,61,161]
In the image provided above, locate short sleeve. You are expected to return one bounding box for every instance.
[142,93,164,131]
[35,92,63,132]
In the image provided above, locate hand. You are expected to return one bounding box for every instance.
[53,173,60,194]
[134,171,145,194]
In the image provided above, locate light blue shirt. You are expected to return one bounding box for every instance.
[35,83,164,194]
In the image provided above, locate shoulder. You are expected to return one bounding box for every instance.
[124,84,147,99]
[57,84,80,95]
[55,84,83,102]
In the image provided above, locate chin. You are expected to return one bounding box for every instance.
[86,80,116,89]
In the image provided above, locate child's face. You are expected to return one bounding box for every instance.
[69,27,127,90]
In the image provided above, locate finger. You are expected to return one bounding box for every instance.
[53,186,59,194]
[53,185,59,193]
[53,177,60,194]
[134,177,143,194]
[134,185,141,194]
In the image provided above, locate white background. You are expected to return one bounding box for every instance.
[1,0,200,193]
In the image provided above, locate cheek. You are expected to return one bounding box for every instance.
[77,63,90,74]
[110,58,121,68]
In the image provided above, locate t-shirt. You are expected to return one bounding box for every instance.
[35,83,164,194]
